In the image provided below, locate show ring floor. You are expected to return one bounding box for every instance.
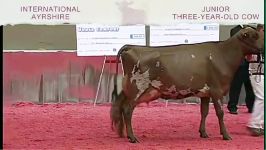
[3,101,264,150]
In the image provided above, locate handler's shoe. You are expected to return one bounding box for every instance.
[247,127,264,136]
[229,110,238,114]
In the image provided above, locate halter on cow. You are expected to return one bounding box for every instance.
[110,26,264,143]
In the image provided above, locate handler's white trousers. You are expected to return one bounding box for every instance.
[247,75,264,129]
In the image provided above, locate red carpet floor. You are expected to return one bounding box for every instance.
[3,102,264,150]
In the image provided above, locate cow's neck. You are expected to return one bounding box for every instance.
[220,38,245,73]
[211,38,246,96]
[223,38,245,59]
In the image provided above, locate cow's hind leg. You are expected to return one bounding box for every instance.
[123,88,161,143]
[213,99,232,140]
[122,100,138,143]
[199,97,210,138]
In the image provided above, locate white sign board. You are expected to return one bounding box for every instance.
[76,24,146,56]
[150,23,219,46]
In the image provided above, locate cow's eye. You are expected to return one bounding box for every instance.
[243,33,249,38]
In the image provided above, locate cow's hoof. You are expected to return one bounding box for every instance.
[223,135,232,140]
[200,132,209,138]
[127,136,139,143]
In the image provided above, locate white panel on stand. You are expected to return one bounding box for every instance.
[150,23,219,46]
[76,24,146,56]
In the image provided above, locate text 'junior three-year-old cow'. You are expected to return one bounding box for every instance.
[110,26,264,143]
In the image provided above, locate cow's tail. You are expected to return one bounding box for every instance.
[111,45,129,103]
[110,91,126,137]
[110,45,129,137]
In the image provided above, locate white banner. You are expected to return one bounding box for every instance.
[0,0,263,25]
[76,24,146,56]
[150,23,219,46]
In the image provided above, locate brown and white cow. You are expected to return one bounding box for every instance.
[110,26,264,143]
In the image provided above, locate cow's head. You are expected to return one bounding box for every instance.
[236,25,264,54]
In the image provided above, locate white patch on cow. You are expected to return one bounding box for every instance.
[156,61,160,67]
[136,60,140,67]
[151,80,163,88]
[190,76,194,82]
[209,53,213,60]
[130,62,163,100]
[199,83,210,93]
[191,54,195,58]
[131,64,136,74]
[168,85,177,93]
[130,68,150,99]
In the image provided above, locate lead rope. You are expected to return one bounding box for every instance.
[255,53,263,83]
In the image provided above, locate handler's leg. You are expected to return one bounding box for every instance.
[199,98,210,138]
[247,75,264,136]
[228,67,244,114]
[213,99,232,140]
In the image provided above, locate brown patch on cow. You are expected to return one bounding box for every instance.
[122,75,128,89]
[179,89,192,95]
[122,75,129,96]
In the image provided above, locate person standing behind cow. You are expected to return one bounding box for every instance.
[227,25,255,114]
[247,24,264,136]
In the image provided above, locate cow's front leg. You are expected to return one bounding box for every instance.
[199,97,210,138]
[122,101,139,143]
[213,99,232,140]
